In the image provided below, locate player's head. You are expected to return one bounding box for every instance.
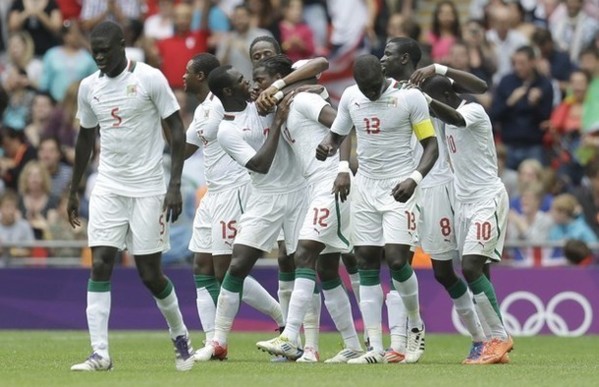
[421,74,459,107]
[208,65,251,102]
[354,54,385,101]
[183,53,220,93]
[90,21,126,77]
[250,35,282,66]
[252,54,293,94]
[381,37,422,79]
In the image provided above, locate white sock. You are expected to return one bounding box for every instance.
[214,288,241,345]
[475,302,493,340]
[303,291,321,351]
[392,275,423,329]
[453,290,486,342]
[348,272,360,303]
[196,288,216,341]
[282,278,315,343]
[87,291,111,359]
[278,280,294,325]
[386,290,407,353]
[242,276,284,326]
[154,286,188,340]
[359,284,384,352]
[323,285,361,350]
[473,292,508,340]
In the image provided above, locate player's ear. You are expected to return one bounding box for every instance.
[400,53,410,65]
[197,71,206,81]
[223,86,233,97]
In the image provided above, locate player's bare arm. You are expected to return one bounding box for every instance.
[410,64,488,94]
[334,135,352,202]
[245,94,293,173]
[184,143,199,160]
[257,57,329,111]
[67,126,96,228]
[428,98,466,127]
[163,111,186,223]
[316,131,346,161]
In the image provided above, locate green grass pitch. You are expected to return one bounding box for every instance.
[1,331,597,387]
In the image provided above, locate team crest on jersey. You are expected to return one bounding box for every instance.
[381,96,398,107]
[126,84,137,96]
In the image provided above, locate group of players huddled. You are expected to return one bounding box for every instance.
[68,21,513,372]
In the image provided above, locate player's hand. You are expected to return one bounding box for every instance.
[410,64,436,86]
[256,85,280,113]
[67,191,81,228]
[391,179,417,203]
[163,185,183,223]
[316,141,337,161]
[333,172,351,202]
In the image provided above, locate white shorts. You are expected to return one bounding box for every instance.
[188,183,252,255]
[416,182,458,260]
[455,188,509,262]
[234,187,308,254]
[351,174,419,247]
[299,179,351,254]
[88,192,169,255]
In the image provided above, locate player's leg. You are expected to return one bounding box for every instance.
[318,253,363,363]
[341,252,360,304]
[71,193,127,372]
[385,282,407,363]
[460,190,512,364]
[277,239,295,326]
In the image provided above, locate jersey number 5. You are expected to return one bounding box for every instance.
[364,117,381,134]
[111,107,122,127]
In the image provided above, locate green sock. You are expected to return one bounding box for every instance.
[391,263,413,283]
[447,278,468,299]
[194,274,220,304]
[321,277,343,290]
[155,278,174,300]
[359,269,380,286]
[279,271,295,282]
[469,275,502,322]
[222,272,244,293]
[87,280,110,292]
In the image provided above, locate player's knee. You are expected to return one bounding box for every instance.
[461,258,483,283]
[277,254,295,272]
[293,246,317,269]
[433,269,458,289]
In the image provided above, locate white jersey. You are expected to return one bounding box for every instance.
[412,118,453,188]
[446,101,504,202]
[77,61,178,197]
[331,80,431,179]
[284,92,338,184]
[217,103,305,193]
[185,93,249,192]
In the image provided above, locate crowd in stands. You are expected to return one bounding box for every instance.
[0,0,598,267]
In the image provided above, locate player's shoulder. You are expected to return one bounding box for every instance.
[78,71,101,96]
[458,100,486,116]
[130,61,166,83]
[294,91,327,106]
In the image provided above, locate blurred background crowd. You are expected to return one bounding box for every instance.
[0,0,598,268]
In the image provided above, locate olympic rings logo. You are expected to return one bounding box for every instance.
[452,291,593,337]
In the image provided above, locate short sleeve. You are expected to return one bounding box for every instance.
[145,67,180,119]
[76,79,98,129]
[459,103,486,129]
[217,122,257,168]
[186,118,203,147]
[405,89,431,126]
[292,92,329,122]
[330,89,354,136]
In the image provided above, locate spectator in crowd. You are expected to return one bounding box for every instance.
[247,0,281,42]
[191,0,230,49]
[123,18,145,62]
[497,142,519,199]
[155,2,209,89]
[0,126,37,190]
[43,80,79,164]
[302,0,328,56]
[507,182,554,266]
[80,0,142,32]
[279,0,314,63]
[8,0,63,57]
[486,5,529,85]
[17,159,59,239]
[143,0,175,40]
[550,0,598,63]
[573,159,599,237]
[491,46,554,169]
[24,91,54,147]
[37,136,72,197]
[511,158,554,213]
[0,189,35,260]
[563,239,596,266]
[2,30,43,88]
[532,27,576,94]
[217,4,272,80]
[506,0,536,40]
[581,47,599,135]
[461,19,496,88]
[549,69,591,185]
[447,40,492,108]
[55,0,82,20]
[427,0,460,63]
[46,191,87,258]
[549,193,598,243]
[38,20,97,102]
